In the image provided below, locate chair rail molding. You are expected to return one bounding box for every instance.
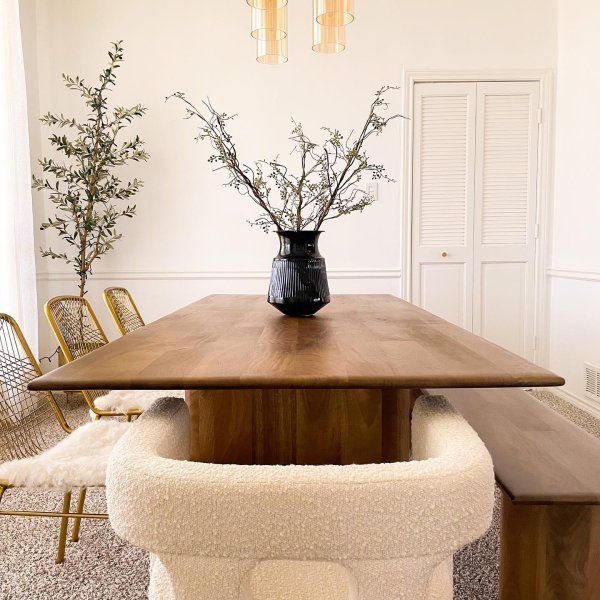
[36,268,402,282]
[547,267,600,282]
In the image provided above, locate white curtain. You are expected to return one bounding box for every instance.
[0,0,38,354]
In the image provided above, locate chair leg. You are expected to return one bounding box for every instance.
[70,487,86,542]
[126,414,133,422]
[55,491,72,564]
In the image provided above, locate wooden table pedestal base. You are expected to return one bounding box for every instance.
[185,388,421,465]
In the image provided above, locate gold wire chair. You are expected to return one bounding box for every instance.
[44,296,141,420]
[0,313,108,563]
[103,287,145,336]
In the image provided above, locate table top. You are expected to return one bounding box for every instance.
[30,294,564,391]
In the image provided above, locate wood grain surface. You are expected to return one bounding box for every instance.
[30,295,564,391]
[185,388,418,465]
[500,490,600,599]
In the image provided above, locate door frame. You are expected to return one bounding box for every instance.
[400,69,555,366]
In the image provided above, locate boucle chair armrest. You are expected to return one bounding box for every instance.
[107,396,494,561]
[110,396,191,461]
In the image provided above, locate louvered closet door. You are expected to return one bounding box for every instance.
[411,82,476,329]
[411,80,540,358]
[472,81,539,358]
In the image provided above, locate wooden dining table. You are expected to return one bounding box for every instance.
[29,294,564,466]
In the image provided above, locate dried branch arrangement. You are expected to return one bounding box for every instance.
[168,86,402,232]
[33,41,149,296]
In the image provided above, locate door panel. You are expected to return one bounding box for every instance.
[411,82,476,328]
[472,81,539,358]
[420,263,468,328]
[479,92,532,246]
[479,261,527,356]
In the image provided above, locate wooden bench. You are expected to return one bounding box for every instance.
[437,387,600,600]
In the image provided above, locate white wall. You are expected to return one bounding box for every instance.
[548,0,600,407]
[21,0,558,359]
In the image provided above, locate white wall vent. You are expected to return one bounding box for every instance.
[584,363,600,401]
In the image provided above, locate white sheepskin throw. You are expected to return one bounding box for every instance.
[0,419,129,490]
[94,390,184,413]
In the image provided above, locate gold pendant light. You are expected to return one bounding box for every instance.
[246,0,287,8]
[249,0,288,64]
[247,0,355,63]
[251,4,287,40]
[312,22,346,54]
[314,0,355,26]
[257,37,288,64]
[312,0,351,54]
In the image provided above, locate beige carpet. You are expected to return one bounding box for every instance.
[0,390,597,599]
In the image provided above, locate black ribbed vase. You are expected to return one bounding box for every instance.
[268,230,330,317]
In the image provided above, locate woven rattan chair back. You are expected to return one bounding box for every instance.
[0,314,70,462]
[103,287,145,336]
[44,296,110,409]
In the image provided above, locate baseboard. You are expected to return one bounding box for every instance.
[547,386,600,420]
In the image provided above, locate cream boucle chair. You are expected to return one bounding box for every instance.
[107,396,495,600]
